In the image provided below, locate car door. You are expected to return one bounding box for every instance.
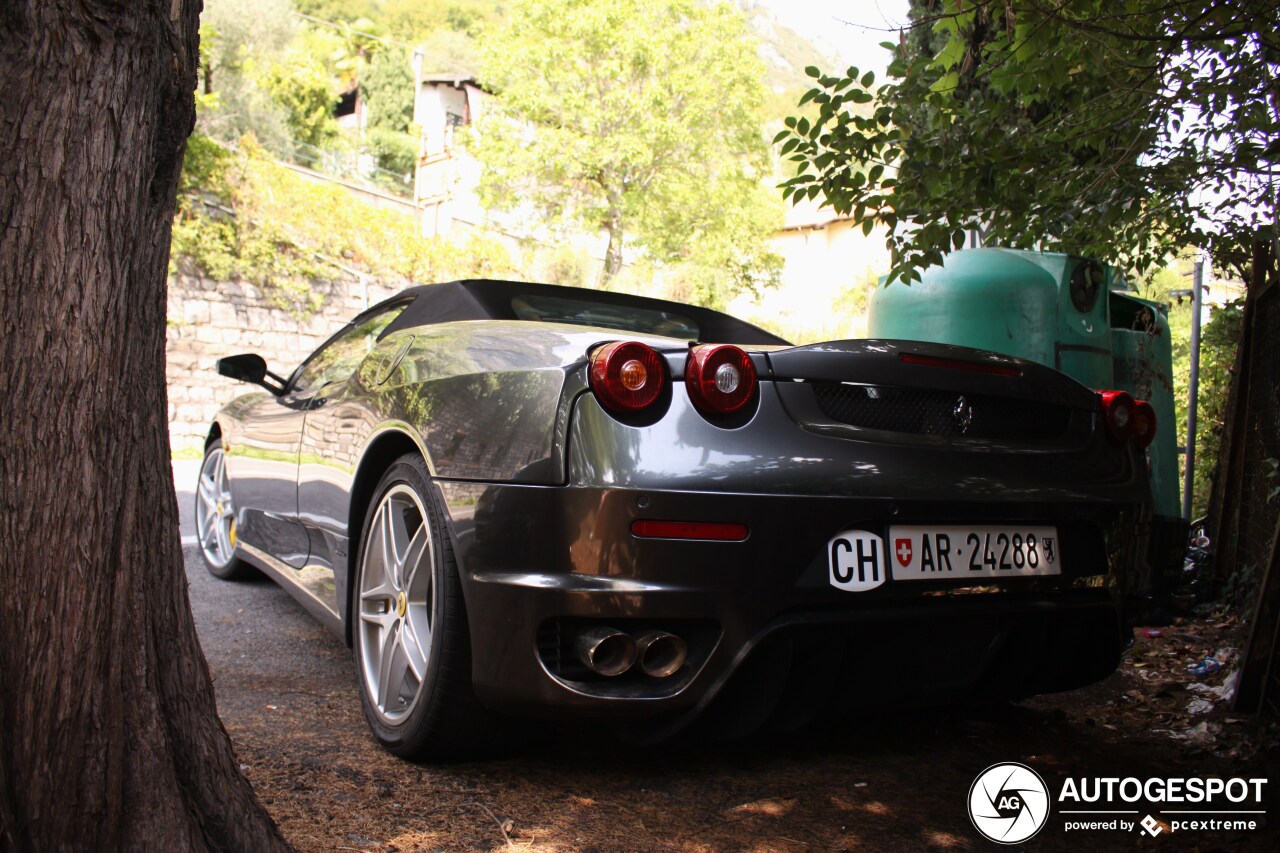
[228,307,401,570]
[295,302,409,575]
[225,386,314,569]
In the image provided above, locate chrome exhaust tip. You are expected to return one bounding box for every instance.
[635,630,687,678]
[576,626,637,677]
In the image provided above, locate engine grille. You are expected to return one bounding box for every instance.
[809,382,1071,441]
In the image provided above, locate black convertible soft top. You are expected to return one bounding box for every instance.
[377,279,790,346]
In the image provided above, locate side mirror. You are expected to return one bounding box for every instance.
[217,354,285,395]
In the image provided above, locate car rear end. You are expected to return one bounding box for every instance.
[451,336,1154,734]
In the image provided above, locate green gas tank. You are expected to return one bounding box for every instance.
[868,247,1186,589]
[867,248,1113,387]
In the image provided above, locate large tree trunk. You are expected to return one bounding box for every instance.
[0,4,292,851]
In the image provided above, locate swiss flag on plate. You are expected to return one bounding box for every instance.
[894,538,913,567]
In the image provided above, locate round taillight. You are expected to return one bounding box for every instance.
[1133,400,1157,449]
[1098,390,1137,442]
[589,341,666,413]
[685,344,756,414]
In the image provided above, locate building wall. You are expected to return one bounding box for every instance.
[165,272,403,451]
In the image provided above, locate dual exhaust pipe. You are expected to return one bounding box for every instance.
[575,626,687,678]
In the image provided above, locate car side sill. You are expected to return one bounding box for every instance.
[237,542,344,637]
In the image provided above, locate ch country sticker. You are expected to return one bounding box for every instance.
[827,530,886,592]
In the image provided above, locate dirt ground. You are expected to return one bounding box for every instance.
[184,538,1277,853]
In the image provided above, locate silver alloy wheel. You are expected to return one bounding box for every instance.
[358,484,435,725]
[196,447,236,568]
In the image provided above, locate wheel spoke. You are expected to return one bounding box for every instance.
[385,500,411,584]
[198,476,218,507]
[358,583,398,638]
[401,523,430,595]
[376,504,396,587]
[196,503,215,543]
[218,516,235,560]
[363,504,391,590]
[359,606,395,630]
[400,617,428,681]
[360,579,396,605]
[376,625,403,710]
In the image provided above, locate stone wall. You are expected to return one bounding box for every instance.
[166,272,403,451]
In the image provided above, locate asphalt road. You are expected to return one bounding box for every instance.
[175,458,353,710]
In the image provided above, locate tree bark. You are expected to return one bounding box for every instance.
[0,3,292,851]
[601,206,624,288]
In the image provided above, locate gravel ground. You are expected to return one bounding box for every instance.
[175,462,1277,852]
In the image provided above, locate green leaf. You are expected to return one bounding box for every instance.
[932,35,965,71]
[930,71,959,94]
[805,65,821,78]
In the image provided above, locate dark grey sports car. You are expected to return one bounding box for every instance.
[198,279,1155,758]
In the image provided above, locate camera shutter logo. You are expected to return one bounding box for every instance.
[968,762,1051,844]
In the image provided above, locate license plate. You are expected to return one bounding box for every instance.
[888,525,1060,579]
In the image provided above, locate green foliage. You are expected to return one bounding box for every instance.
[529,243,592,287]
[359,48,419,177]
[1188,299,1245,516]
[173,135,519,314]
[198,0,298,155]
[295,0,378,22]
[179,133,236,199]
[299,0,499,52]
[778,1,1280,285]
[471,0,781,299]
[363,127,418,178]
[260,50,341,149]
[362,49,416,134]
[1143,262,1245,519]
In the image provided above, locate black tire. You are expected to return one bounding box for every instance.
[352,453,495,760]
[195,438,257,580]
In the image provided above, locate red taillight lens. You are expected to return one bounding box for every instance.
[1133,400,1157,449]
[590,341,666,413]
[631,520,749,541]
[685,344,756,414]
[1098,390,1137,442]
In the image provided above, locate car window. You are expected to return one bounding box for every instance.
[510,294,701,340]
[291,304,406,393]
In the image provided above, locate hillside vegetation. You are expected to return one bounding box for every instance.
[178,0,838,312]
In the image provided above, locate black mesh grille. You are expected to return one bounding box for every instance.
[810,382,1071,440]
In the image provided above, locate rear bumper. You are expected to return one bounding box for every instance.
[438,480,1144,723]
